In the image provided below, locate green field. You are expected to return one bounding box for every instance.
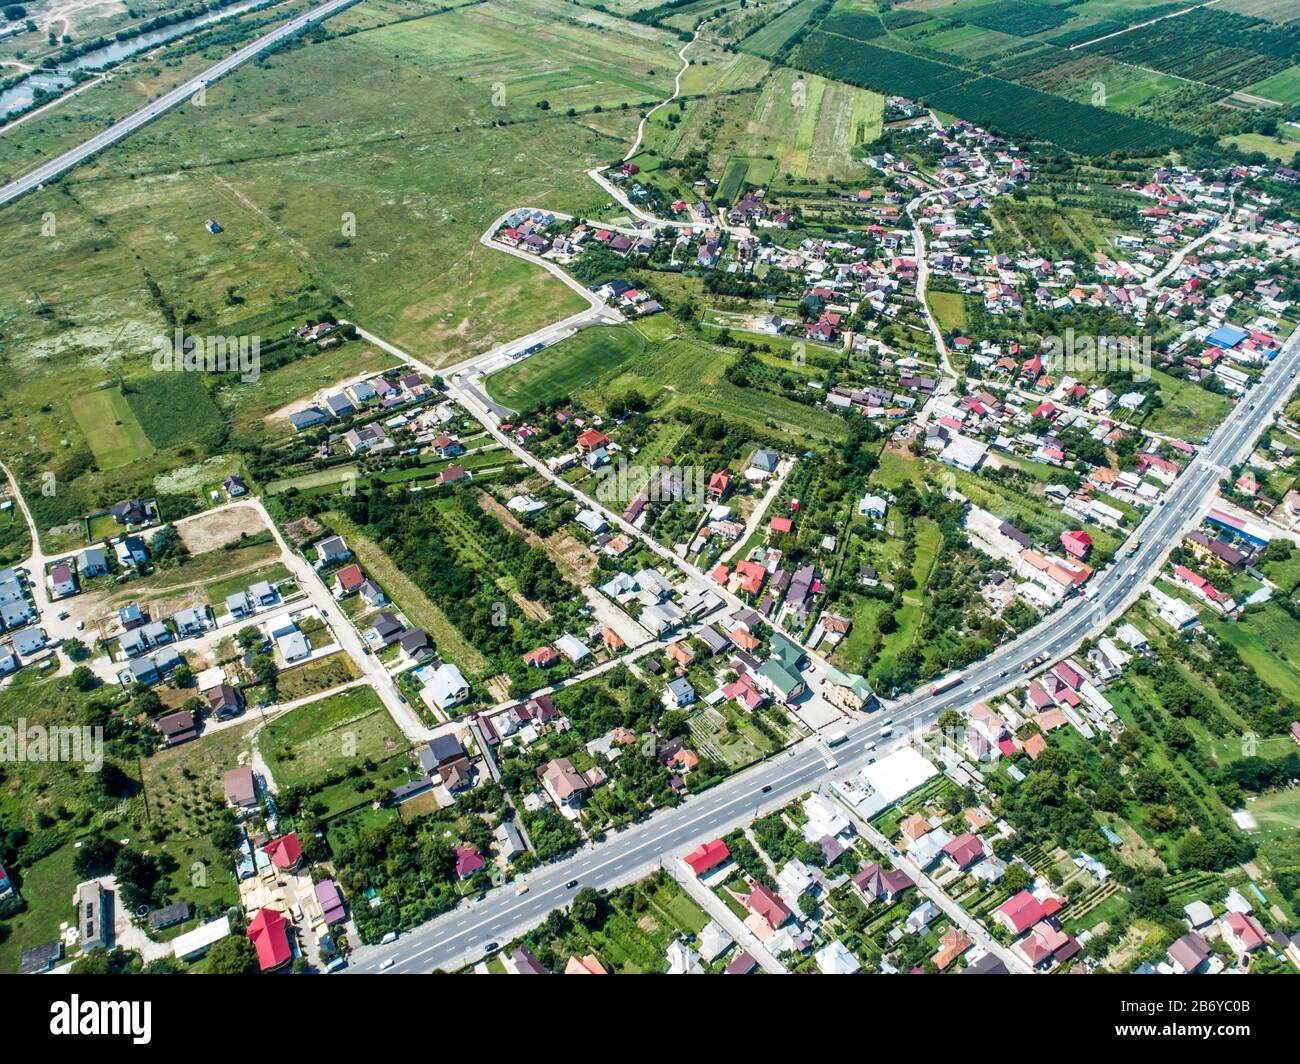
[262,686,408,790]
[69,389,155,470]
[486,323,651,411]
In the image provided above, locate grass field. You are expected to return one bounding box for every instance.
[485,323,651,411]
[69,388,155,470]
[927,290,968,334]
[261,685,408,790]
[0,0,680,540]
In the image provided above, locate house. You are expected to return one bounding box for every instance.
[423,662,470,712]
[996,890,1049,934]
[47,563,76,598]
[942,832,985,870]
[247,908,293,971]
[225,591,254,619]
[814,940,861,975]
[684,839,731,879]
[664,676,696,709]
[78,547,109,577]
[932,928,973,971]
[208,682,242,721]
[290,407,330,431]
[454,844,486,879]
[1222,911,1268,955]
[315,879,347,925]
[334,563,366,596]
[1060,529,1092,560]
[541,757,588,808]
[398,628,433,665]
[748,450,780,478]
[223,766,258,809]
[555,633,591,664]
[743,882,792,932]
[148,902,191,932]
[565,954,608,975]
[852,862,912,904]
[315,536,351,565]
[224,475,248,498]
[1168,932,1212,974]
[858,493,888,519]
[155,710,199,748]
[437,464,470,486]
[262,832,303,871]
[110,499,149,526]
[823,666,875,712]
[75,881,110,952]
[523,646,559,669]
[172,606,211,637]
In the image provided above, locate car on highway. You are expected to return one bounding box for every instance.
[380,931,398,945]
[516,883,529,895]
[380,957,396,971]
[483,942,499,953]
[565,879,579,889]
[761,784,772,793]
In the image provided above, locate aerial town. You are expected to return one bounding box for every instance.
[0,0,1299,1018]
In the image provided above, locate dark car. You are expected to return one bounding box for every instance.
[565,879,579,889]
[761,785,772,793]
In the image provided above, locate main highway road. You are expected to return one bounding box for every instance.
[346,322,1300,975]
[0,0,359,209]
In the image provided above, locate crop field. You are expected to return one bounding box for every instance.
[791,30,1190,154]
[1244,63,1300,104]
[736,68,884,181]
[1080,8,1300,93]
[739,0,826,58]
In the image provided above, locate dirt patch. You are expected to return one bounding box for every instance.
[511,591,550,623]
[175,503,269,553]
[545,531,599,581]
[485,674,513,703]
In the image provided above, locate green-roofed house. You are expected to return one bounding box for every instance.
[769,632,805,672]
[823,666,877,712]
[755,658,806,705]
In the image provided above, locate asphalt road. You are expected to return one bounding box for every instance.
[345,324,1300,974]
[0,0,359,209]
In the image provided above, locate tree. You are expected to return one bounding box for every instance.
[73,834,121,877]
[63,638,90,662]
[235,626,263,650]
[207,935,260,974]
[571,886,606,930]
[70,664,96,691]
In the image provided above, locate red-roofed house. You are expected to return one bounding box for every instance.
[1222,911,1268,954]
[684,839,731,878]
[744,882,793,932]
[455,844,487,879]
[1024,733,1048,760]
[576,428,611,453]
[996,890,1047,935]
[334,563,365,595]
[247,908,293,971]
[942,832,985,870]
[523,646,559,668]
[1060,530,1092,560]
[708,471,732,500]
[262,832,302,871]
[769,516,793,536]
